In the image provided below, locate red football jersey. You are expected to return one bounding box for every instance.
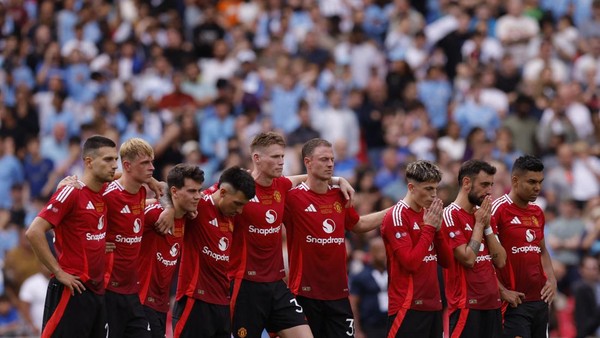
[38,184,107,294]
[137,203,185,313]
[492,194,546,302]
[381,200,448,314]
[230,176,292,282]
[442,203,501,312]
[103,181,147,294]
[284,183,360,300]
[176,195,233,305]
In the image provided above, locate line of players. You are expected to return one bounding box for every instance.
[25,132,556,338]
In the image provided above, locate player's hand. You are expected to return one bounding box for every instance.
[57,175,81,190]
[338,177,355,207]
[147,178,165,199]
[423,198,443,230]
[155,207,175,234]
[541,278,557,304]
[105,242,116,253]
[500,288,525,308]
[55,269,85,295]
[474,195,492,227]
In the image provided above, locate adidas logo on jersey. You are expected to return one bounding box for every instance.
[465,223,473,231]
[120,205,131,214]
[86,201,95,210]
[304,204,317,212]
[209,218,218,227]
[510,217,521,224]
[413,222,420,230]
[249,196,260,203]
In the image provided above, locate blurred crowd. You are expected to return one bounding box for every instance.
[1,0,600,336]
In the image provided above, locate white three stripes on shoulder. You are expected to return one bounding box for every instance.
[443,203,459,228]
[57,186,75,203]
[392,201,409,227]
[491,195,510,215]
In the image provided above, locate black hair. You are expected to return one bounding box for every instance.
[167,164,205,190]
[512,155,544,175]
[458,160,497,185]
[218,166,255,200]
[82,135,116,158]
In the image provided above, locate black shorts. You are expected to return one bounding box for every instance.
[41,277,107,338]
[502,301,549,338]
[230,279,307,337]
[172,296,230,338]
[143,306,167,338]
[296,296,355,338]
[105,290,151,338]
[387,309,442,338]
[449,308,502,338]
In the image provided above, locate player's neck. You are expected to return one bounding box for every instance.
[252,170,273,187]
[403,194,422,212]
[118,175,143,194]
[509,190,528,208]
[83,172,102,192]
[172,203,186,219]
[306,176,329,194]
[455,192,475,213]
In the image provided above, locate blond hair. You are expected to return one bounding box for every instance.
[120,138,154,162]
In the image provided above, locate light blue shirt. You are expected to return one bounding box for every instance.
[271,84,305,133]
[417,80,452,129]
[0,155,24,209]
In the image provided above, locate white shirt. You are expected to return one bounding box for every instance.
[19,273,49,332]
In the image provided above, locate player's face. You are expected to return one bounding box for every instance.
[172,178,203,213]
[125,154,155,184]
[410,180,438,209]
[467,172,494,206]
[513,171,544,202]
[306,145,334,181]
[254,144,285,178]
[89,146,118,183]
[219,187,250,216]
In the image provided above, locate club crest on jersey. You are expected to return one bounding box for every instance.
[265,209,277,224]
[532,216,539,227]
[218,237,229,251]
[333,201,342,213]
[322,219,336,234]
[133,218,142,233]
[525,229,536,243]
[237,328,248,338]
[273,191,281,203]
[170,243,180,257]
[98,215,105,230]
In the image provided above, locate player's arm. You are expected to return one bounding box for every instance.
[485,226,506,269]
[25,217,85,295]
[540,239,557,303]
[288,175,355,205]
[352,207,392,233]
[154,192,175,234]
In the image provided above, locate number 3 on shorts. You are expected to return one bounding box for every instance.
[346,318,354,336]
[289,298,303,313]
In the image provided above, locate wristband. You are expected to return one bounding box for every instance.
[484,226,493,236]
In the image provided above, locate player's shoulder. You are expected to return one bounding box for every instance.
[289,182,310,195]
[386,200,411,225]
[52,184,81,203]
[491,194,511,214]
[102,180,124,197]
[442,203,461,226]
[144,202,164,215]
